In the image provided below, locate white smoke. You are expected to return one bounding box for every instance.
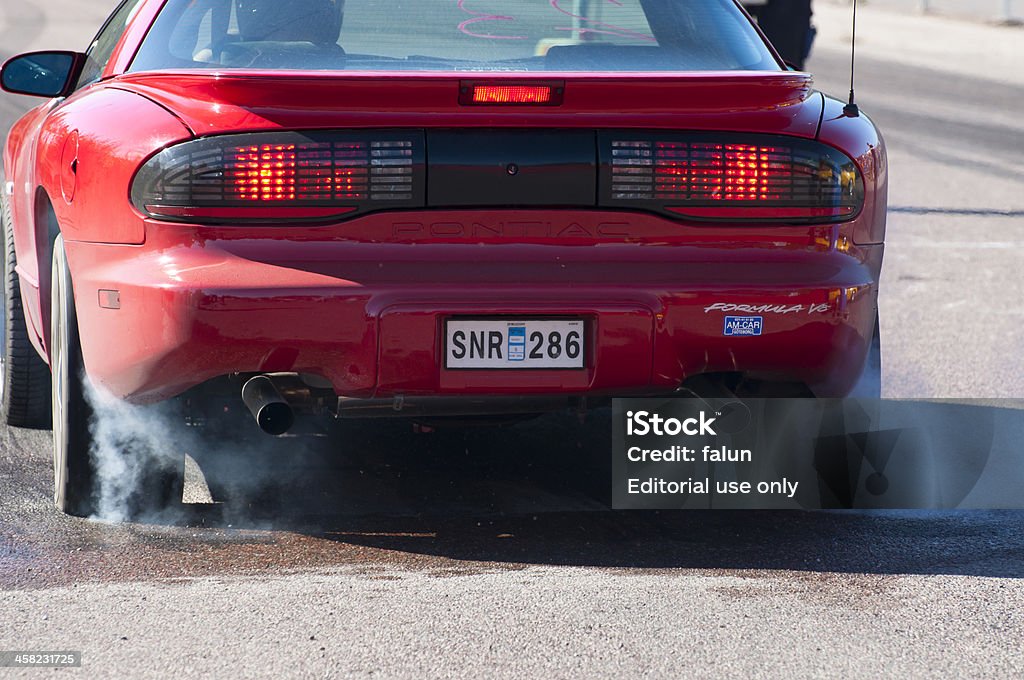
[84,381,314,526]
[86,383,195,524]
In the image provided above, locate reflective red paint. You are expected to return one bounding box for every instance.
[665,206,857,220]
[143,206,358,220]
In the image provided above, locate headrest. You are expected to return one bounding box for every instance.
[235,0,344,45]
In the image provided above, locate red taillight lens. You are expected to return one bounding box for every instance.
[473,85,551,104]
[460,81,563,106]
[601,134,863,222]
[132,132,424,223]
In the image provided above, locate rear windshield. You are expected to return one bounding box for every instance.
[129,0,780,73]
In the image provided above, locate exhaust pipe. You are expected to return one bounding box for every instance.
[241,375,295,435]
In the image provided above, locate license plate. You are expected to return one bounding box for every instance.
[445,319,586,369]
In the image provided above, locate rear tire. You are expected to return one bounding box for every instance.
[51,235,97,516]
[0,192,51,428]
[51,235,185,518]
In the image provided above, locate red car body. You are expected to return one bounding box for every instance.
[3,0,886,412]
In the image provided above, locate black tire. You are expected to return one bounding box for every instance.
[0,192,51,428]
[51,234,97,516]
[51,235,185,518]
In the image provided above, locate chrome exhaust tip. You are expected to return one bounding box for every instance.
[241,375,295,435]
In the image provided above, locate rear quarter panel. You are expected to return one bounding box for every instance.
[5,102,51,286]
[5,101,60,355]
[5,86,190,362]
[37,87,191,246]
[817,95,888,246]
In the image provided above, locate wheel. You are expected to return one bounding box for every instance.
[51,235,185,518]
[0,192,51,428]
[51,235,97,516]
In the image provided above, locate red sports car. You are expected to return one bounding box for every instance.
[1,0,886,517]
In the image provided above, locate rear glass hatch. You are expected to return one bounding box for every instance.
[130,0,782,74]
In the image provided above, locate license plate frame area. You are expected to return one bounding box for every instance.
[444,318,587,370]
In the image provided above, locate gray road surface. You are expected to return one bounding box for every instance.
[1,2,1022,679]
[818,0,1024,24]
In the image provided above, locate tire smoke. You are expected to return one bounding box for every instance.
[84,383,313,526]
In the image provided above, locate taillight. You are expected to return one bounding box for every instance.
[459,81,564,106]
[472,85,551,104]
[599,133,864,222]
[132,131,425,223]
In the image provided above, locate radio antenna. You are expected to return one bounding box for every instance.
[844,0,860,117]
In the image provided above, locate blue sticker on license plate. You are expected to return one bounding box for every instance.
[508,326,526,361]
[724,316,763,336]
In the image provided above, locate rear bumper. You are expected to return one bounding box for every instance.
[64,212,883,403]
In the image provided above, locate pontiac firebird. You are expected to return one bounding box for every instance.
[0,0,886,516]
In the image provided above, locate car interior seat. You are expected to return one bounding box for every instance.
[220,0,346,68]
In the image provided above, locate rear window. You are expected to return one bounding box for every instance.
[129,0,780,73]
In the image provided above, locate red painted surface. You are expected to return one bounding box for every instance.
[112,71,823,138]
[3,86,190,359]
[61,212,881,401]
[1,3,887,404]
[818,96,889,245]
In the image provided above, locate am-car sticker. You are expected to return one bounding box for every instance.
[724,316,764,337]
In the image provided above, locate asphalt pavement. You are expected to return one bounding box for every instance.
[810,2,1024,398]
[821,0,1024,24]
[1,2,1022,678]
